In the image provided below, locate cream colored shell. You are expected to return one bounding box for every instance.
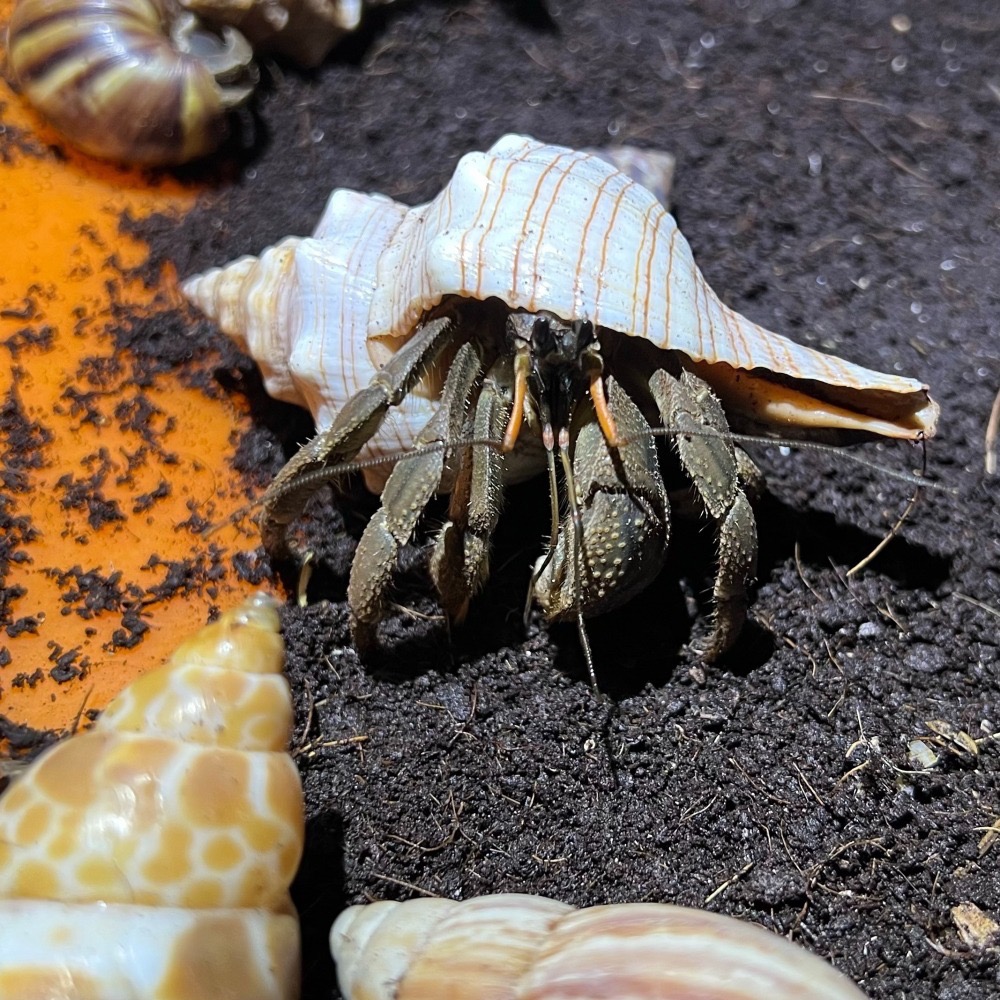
[330,893,868,1000]
[182,0,392,67]
[0,593,303,1000]
[183,134,938,489]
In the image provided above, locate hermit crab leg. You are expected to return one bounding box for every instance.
[649,369,758,659]
[555,424,599,690]
[431,356,514,623]
[259,315,455,559]
[348,340,483,653]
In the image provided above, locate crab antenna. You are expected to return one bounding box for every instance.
[556,424,599,692]
[523,410,562,630]
[643,426,949,492]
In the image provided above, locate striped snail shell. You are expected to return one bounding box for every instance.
[330,893,868,1000]
[6,0,257,165]
[0,593,304,1000]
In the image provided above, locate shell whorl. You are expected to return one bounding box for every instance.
[6,0,256,164]
[330,894,868,1000]
[0,593,303,1000]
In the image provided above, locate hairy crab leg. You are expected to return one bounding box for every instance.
[348,341,483,653]
[649,370,758,659]
[259,315,455,559]
[431,356,514,623]
[533,378,670,631]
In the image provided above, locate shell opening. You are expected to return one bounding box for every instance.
[688,359,939,440]
[171,12,258,107]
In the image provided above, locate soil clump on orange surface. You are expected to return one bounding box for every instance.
[4,2,1000,997]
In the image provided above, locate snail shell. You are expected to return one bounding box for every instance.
[0,593,303,1000]
[182,133,938,492]
[7,0,391,163]
[6,0,257,165]
[330,893,868,1000]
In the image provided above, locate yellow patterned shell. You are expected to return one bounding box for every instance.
[0,593,303,1000]
[331,893,868,1000]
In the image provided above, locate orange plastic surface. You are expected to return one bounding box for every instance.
[1,9,270,736]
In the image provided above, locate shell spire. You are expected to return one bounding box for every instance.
[330,894,868,1000]
[0,593,303,1000]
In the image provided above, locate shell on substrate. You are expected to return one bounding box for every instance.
[0,593,304,1000]
[5,0,390,164]
[329,893,869,1000]
[182,133,938,494]
[181,0,396,68]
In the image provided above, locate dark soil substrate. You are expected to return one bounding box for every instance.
[18,1,1000,996]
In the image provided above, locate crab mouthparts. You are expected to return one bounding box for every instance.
[501,311,620,452]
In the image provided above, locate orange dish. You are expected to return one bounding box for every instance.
[0,19,269,738]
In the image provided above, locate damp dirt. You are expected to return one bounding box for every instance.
[10,1,1000,997]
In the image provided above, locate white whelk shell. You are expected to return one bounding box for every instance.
[329,893,868,999]
[183,133,938,493]
[0,594,303,1000]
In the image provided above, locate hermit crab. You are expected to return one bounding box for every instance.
[5,0,392,164]
[183,134,938,672]
[330,893,867,999]
[0,594,303,999]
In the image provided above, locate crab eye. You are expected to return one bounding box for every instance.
[531,316,553,353]
[575,319,595,347]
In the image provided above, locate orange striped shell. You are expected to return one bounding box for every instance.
[330,894,868,1000]
[183,134,937,486]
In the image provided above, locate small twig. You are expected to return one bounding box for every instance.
[705,861,755,904]
[810,91,893,110]
[953,593,1000,620]
[792,762,826,808]
[794,540,824,602]
[370,873,441,898]
[846,490,920,577]
[976,819,1000,857]
[69,686,95,735]
[840,113,932,184]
